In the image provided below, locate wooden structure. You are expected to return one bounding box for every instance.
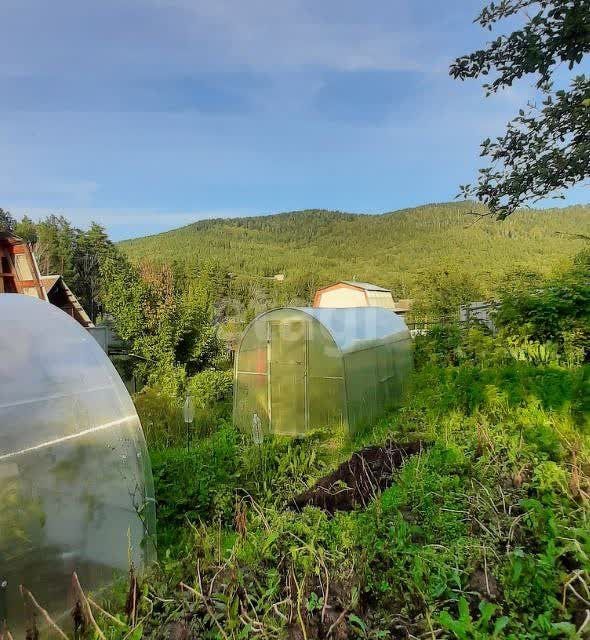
[1,231,93,328]
[40,275,94,328]
[0,231,46,299]
[313,281,412,317]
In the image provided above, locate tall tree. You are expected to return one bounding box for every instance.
[451,0,590,219]
[14,216,38,244]
[75,222,115,322]
[100,255,222,395]
[35,215,78,285]
[0,208,16,233]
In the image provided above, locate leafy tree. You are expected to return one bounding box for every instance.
[100,255,222,395]
[75,222,115,322]
[495,248,590,358]
[451,0,590,218]
[14,216,38,244]
[35,215,78,285]
[416,268,482,317]
[0,208,16,233]
[121,203,590,321]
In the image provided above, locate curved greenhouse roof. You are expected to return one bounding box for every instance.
[0,294,155,633]
[294,306,409,353]
[234,306,412,437]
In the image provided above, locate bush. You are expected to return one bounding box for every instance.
[495,250,590,359]
[186,369,233,408]
[414,324,462,368]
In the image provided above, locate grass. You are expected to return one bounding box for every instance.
[84,336,590,640]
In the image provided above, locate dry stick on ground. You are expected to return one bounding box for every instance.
[320,558,330,624]
[87,597,128,629]
[126,569,138,627]
[290,566,308,640]
[0,622,15,640]
[179,581,229,640]
[271,602,289,622]
[72,572,107,640]
[326,608,348,637]
[578,609,590,636]
[563,571,590,608]
[2,629,14,640]
[19,586,69,640]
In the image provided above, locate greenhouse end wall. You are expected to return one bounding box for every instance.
[234,307,412,437]
[0,294,156,633]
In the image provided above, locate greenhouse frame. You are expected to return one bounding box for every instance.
[0,295,156,633]
[233,306,412,437]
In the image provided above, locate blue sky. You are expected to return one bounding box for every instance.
[1,0,588,240]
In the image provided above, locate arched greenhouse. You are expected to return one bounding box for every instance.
[0,295,156,632]
[234,307,412,436]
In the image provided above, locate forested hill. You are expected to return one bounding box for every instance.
[120,201,590,311]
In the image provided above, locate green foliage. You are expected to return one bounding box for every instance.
[5,213,116,322]
[439,598,508,639]
[75,252,590,639]
[416,254,590,375]
[119,202,590,318]
[0,207,16,232]
[496,250,590,360]
[134,387,184,449]
[13,215,37,244]
[451,1,590,218]
[92,347,590,638]
[414,324,463,367]
[100,256,223,392]
[186,369,233,434]
[150,425,240,548]
[35,214,79,285]
[187,369,233,406]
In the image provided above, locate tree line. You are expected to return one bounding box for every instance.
[1,207,224,396]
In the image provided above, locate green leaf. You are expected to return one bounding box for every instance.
[493,616,510,636]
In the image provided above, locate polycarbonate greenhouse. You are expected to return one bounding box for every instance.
[234,307,412,436]
[0,295,156,632]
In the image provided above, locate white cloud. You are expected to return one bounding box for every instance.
[156,0,436,73]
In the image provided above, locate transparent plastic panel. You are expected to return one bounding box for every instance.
[297,307,409,353]
[344,350,378,432]
[269,321,307,435]
[307,320,346,432]
[234,307,412,438]
[307,377,346,432]
[236,326,268,374]
[0,295,156,633]
[234,372,269,434]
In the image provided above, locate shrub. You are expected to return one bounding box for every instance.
[414,324,462,368]
[186,369,233,409]
[495,251,590,359]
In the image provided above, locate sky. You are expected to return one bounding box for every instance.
[1,0,588,240]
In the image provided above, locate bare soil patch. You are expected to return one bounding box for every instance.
[291,440,425,514]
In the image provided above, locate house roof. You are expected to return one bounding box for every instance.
[0,231,26,246]
[39,275,61,294]
[40,274,94,327]
[325,281,391,292]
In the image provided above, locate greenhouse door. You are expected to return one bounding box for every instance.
[268,321,307,435]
